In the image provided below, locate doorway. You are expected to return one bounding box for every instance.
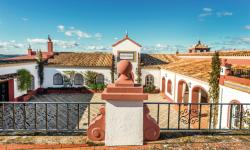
[0,81,9,102]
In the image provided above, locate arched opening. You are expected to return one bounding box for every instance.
[228,100,241,128]
[161,77,166,93]
[145,74,154,86]
[191,86,208,110]
[167,80,172,95]
[53,73,63,85]
[177,80,189,103]
[74,74,84,85]
[96,74,104,84]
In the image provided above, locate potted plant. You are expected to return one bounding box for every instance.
[17,69,32,101]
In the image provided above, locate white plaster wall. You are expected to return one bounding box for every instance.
[141,68,161,88]
[105,100,143,146]
[219,85,250,128]
[160,69,176,100]
[43,67,112,88]
[175,74,209,103]
[112,39,141,82]
[0,63,39,98]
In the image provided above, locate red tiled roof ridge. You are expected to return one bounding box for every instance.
[112,35,142,47]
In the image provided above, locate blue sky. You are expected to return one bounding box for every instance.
[0,0,250,54]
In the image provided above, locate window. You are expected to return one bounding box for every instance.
[74,74,84,85]
[28,75,35,90]
[96,74,104,84]
[145,75,154,86]
[53,73,63,85]
[231,103,241,128]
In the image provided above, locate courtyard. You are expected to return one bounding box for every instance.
[0,93,211,132]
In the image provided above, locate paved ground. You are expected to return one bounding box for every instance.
[0,93,203,131]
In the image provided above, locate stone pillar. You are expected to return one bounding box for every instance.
[102,60,148,146]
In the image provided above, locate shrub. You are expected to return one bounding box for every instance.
[144,84,156,93]
[17,69,32,91]
[89,83,97,91]
[84,71,98,86]
[89,83,106,91]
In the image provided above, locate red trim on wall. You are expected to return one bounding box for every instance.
[161,77,166,93]
[177,80,187,103]
[8,79,14,102]
[224,76,250,86]
[226,59,250,66]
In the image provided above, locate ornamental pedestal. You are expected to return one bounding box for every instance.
[102,60,147,146]
[87,60,160,146]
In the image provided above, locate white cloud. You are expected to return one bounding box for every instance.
[57,25,92,39]
[26,38,79,49]
[94,33,103,40]
[27,38,47,44]
[142,43,186,54]
[54,40,79,49]
[0,40,24,49]
[203,8,212,12]
[217,11,233,17]
[198,8,213,19]
[245,25,250,30]
[57,25,65,32]
[21,17,29,21]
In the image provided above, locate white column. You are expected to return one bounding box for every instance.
[105,100,143,146]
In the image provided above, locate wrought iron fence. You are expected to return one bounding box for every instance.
[0,102,249,135]
[230,68,250,79]
[0,102,105,134]
[145,102,250,131]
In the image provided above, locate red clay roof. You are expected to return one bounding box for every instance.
[47,52,113,67]
[112,35,142,47]
[3,52,53,61]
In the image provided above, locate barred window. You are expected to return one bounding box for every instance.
[145,75,154,86]
[74,74,84,85]
[53,73,63,85]
[96,74,104,84]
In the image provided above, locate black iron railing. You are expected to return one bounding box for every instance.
[230,68,250,79]
[0,102,105,133]
[0,102,249,135]
[144,102,250,131]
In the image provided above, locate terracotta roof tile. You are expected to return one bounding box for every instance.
[47,52,113,67]
[162,59,211,82]
[141,54,179,69]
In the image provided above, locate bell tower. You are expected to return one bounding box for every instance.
[112,34,142,83]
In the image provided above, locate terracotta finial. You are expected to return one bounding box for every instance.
[115,60,134,87]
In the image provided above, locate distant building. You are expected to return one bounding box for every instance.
[188,40,210,53]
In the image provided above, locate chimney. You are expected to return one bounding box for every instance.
[27,44,32,56]
[48,35,53,53]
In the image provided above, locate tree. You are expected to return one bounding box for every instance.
[84,71,98,86]
[17,69,32,91]
[36,50,44,87]
[111,55,115,83]
[208,51,221,128]
[63,70,76,87]
[136,53,142,84]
